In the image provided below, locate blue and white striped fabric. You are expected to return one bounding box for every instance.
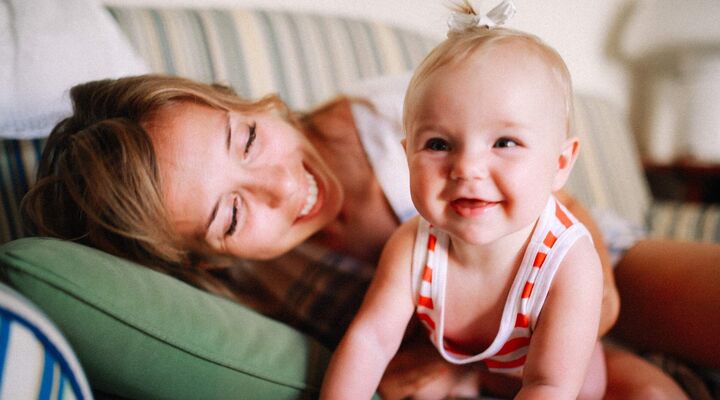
[0,282,92,400]
[0,138,45,242]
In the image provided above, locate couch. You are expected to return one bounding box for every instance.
[1,3,719,399]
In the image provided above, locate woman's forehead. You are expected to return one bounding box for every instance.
[148,101,223,132]
[146,102,228,237]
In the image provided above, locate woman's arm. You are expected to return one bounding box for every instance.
[612,239,720,369]
[518,236,604,399]
[555,190,619,337]
[321,219,418,399]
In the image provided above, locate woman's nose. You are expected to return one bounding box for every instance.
[449,149,490,181]
[244,164,298,207]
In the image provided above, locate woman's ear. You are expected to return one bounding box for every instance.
[552,137,580,191]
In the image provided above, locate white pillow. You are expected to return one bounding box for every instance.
[341,71,412,128]
[0,0,148,139]
[342,72,417,222]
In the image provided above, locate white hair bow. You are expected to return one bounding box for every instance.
[447,0,517,33]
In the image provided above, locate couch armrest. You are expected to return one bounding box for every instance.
[647,201,720,243]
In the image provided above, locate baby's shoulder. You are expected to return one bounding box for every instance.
[380,216,420,259]
[555,234,603,286]
[393,216,423,251]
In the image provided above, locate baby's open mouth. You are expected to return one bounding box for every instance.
[450,198,498,217]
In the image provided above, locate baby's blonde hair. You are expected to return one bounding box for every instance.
[403,9,574,137]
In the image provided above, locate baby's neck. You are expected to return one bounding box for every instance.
[448,223,535,272]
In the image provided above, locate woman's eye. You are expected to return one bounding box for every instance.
[244,122,257,156]
[225,198,238,236]
[494,137,519,148]
[424,137,450,151]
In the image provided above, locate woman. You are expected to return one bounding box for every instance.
[22,74,717,398]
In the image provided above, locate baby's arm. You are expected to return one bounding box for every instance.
[517,236,604,399]
[555,189,618,336]
[320,219,419,399]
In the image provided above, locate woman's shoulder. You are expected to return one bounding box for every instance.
[303,96,359,143]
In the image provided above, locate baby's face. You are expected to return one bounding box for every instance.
[404,43,575,246]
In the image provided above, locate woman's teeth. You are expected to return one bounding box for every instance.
[299,171,318,217]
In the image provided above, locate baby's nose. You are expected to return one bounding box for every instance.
[450,150,490,180]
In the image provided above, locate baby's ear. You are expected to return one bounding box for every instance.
[552,137,580,191]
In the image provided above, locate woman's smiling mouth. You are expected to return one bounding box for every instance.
[296,170,320,220]
[299,170,319,217]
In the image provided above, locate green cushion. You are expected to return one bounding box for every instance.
[0,237,330,399]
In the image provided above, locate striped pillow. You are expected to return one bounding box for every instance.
[0,282,92,399]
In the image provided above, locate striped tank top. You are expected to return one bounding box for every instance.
[411,196,592,376]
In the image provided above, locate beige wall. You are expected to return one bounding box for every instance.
[103,0,632,108]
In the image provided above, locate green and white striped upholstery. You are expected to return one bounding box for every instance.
[565,94,720,242]
[649,201,720,242]
[107,7,437,110]
[1,6,719,245]
[565,94,652,227]
[0,6,437,244]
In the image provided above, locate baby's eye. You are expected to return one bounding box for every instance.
[494,137,519,148]
[424,137,450,151]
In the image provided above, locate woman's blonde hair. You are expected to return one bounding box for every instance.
[403,8,575,136]
[21,74,291,297]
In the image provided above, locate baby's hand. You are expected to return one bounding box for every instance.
[379,334,479,399]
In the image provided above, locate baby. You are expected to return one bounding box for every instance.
[321,1,606,398]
